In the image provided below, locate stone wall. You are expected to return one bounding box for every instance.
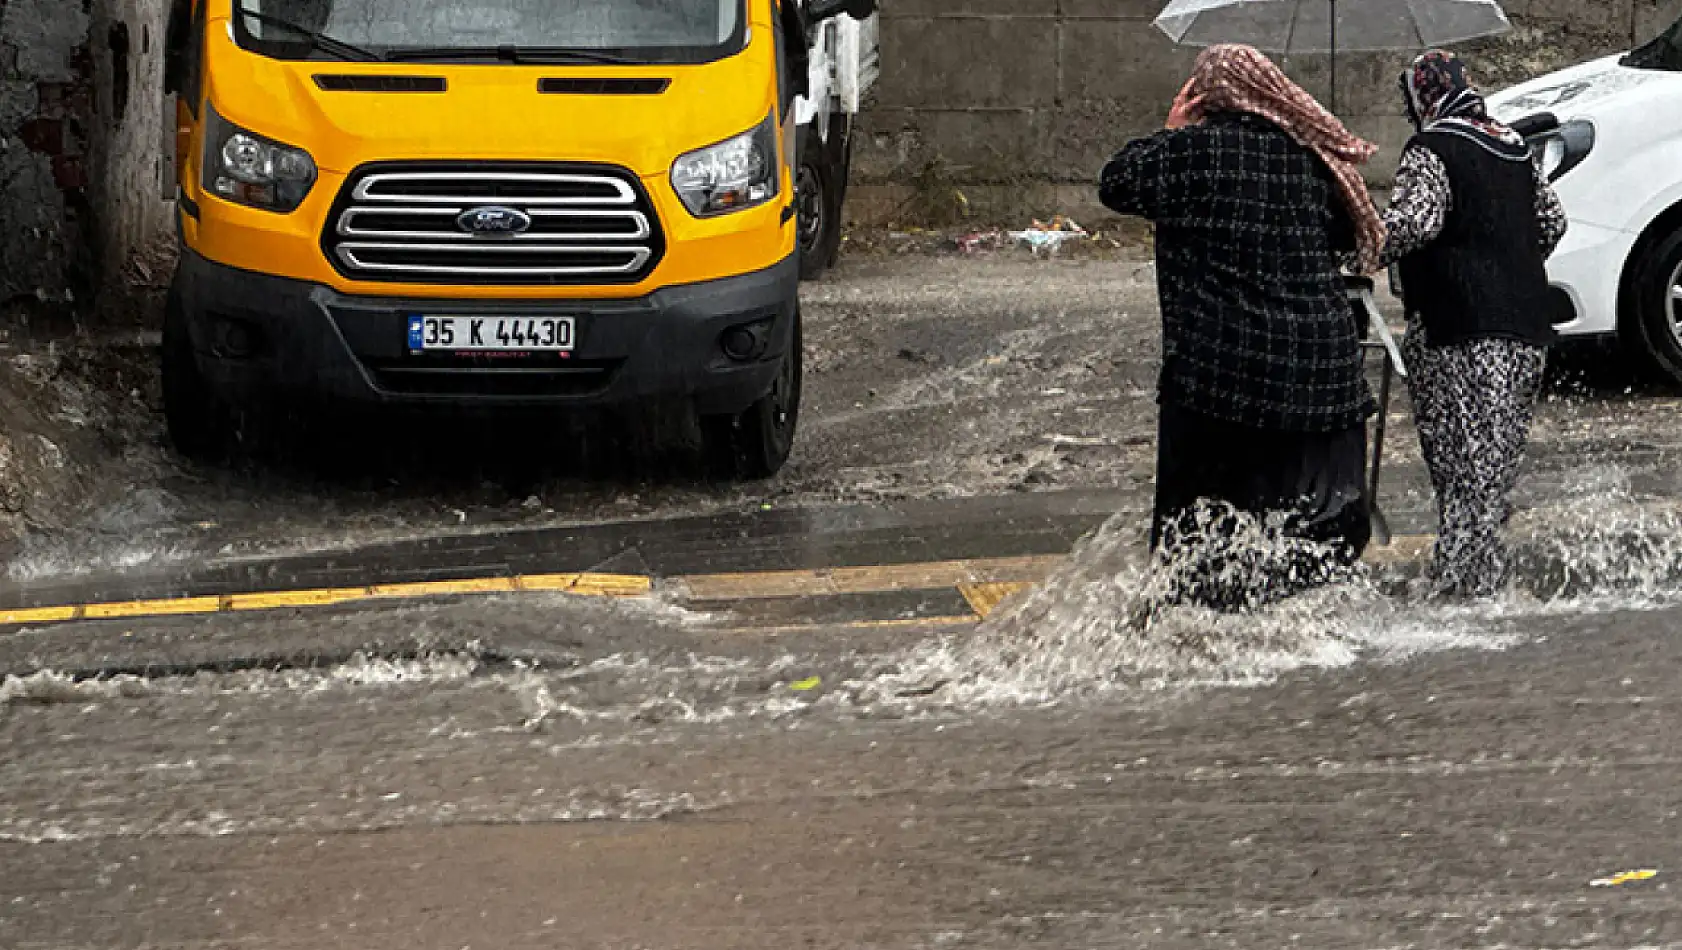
[850,0,1682,223]
[1,0,169,313]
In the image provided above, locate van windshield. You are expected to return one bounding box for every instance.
[1625,13,1682,71]
[235,0,746,64]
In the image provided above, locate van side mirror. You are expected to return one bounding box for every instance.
[807,0,876,22]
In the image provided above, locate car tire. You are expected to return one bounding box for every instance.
[795,126,842,282]
[1627,225,1682,384]
[161,280,233,462]
[701,312,803,480]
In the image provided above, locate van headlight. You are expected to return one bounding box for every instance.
[202,104,317,213]
[1529,119,1595,184]
[670,115,780,217]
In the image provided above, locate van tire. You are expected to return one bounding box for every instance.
[795,125,842,281]
[161,282,233,462]
[1627,225,1682,384]
[701,313,803,480]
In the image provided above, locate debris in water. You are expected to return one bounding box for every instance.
[1008,217,1089,258]
[955,230,1004,255]
[789,676,822,692]
[895,679,949,698]
[1591,869,1657,887]
[1045,434,1109,448]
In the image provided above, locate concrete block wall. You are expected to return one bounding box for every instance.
[852,0,1682,222]
[0,0,169,311]
[4,0,1682,316]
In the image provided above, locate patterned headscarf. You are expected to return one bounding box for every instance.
[1401,51,1529,160]
[1187,44,1386,275]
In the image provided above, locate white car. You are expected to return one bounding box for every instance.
[1484,14,1682,381]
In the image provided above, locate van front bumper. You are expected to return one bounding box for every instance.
[173,250,798,415]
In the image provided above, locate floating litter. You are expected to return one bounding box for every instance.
[1590,869,1657,887]
[789,677,822,692]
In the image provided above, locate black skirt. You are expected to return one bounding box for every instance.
[1150,402,1371,609]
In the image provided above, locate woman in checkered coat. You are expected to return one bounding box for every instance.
[1098,44,1384,598]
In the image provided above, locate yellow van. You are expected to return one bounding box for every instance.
[159,0,878,477]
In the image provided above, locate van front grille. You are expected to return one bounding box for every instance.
[323,163,663,286]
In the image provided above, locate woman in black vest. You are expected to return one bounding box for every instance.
[1382,51,1568,598]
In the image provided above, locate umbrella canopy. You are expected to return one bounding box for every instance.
[1154,0,1512,54]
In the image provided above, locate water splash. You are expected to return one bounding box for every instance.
[848,505,1380,708]
[1507,469,1682,607]
[843,474,1682,711]
[0,653,482,711]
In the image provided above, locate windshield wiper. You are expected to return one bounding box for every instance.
[235,6,381,62]
[383,45,638,65]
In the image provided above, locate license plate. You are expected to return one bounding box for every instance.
[407,315,575,352]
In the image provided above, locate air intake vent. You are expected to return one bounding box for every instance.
[537,77,671,95]
[314,75,447,92]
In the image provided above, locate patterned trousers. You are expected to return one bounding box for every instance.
[1402,320,1547,597]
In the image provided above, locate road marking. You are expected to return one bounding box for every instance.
[82,596,225,620]
[566,573,654,597]
[2,572,652,630]
[958,582,1033,618]
[370,578,516,598]
[677,555,1064,601]
[226,587,371,611]
[0,535,1435,632]
[0,605,80,625]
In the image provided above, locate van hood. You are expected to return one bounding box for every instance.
[1487,54,1679,121]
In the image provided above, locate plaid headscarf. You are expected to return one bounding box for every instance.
[1187,43,1386,274]
[1401,50,1529,160]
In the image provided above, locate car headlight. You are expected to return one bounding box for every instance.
[1528,118,1595,184]
[670,115,780,217]
[202,104,317,213]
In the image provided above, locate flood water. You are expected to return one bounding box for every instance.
[4,259,1682,947]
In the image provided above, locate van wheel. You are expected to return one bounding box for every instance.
[702,314,803,480]
[1628,226,1682,384]
[795,126,841,281]
[161,282,233,462]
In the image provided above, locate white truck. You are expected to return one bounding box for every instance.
[792,1,880,279]
[1485,13,1682,381]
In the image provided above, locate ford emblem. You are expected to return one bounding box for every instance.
[456,205,531,236]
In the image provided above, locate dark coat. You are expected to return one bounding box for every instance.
[1100,112,1374,434]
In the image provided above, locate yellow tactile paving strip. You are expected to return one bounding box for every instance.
[0,535,1433,631]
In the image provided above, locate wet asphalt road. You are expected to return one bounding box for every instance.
[4,594,1681,949]
[5,255,1682,948]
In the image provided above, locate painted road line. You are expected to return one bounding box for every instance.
[369,577,518,598]
[565,573,654,597]
[226,587,372,611]
[2,572,653,630]
[676,555,1065,602]
[958,582,1034,619]
[82,596,227,620]
[0,537,1436,632]
[0,605,80,625]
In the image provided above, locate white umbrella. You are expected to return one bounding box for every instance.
[1153,0,1513,110]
